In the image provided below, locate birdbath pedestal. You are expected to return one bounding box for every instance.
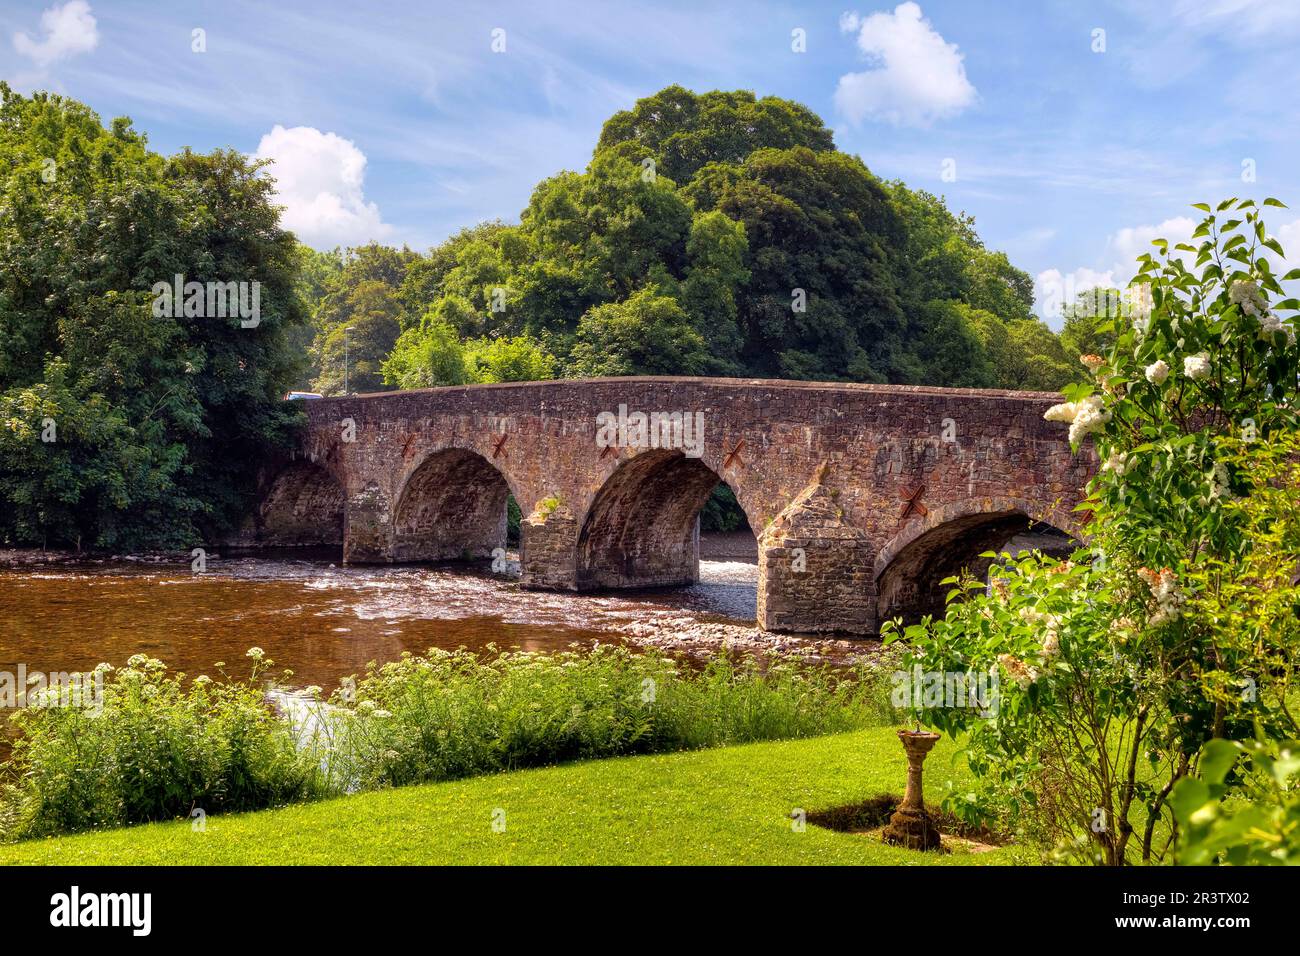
[882,729,943,851]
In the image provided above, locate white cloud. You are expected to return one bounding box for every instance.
[250,125,392,249]
[1035,217,1202,327]
[12,1,98,66]
[1277,218,1300,270]
[1109,216,1197,271]
[1035,267,1117,326]
[834,2,976,127]
[1165,0,1300,40]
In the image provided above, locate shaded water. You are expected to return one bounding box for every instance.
[0,544,761,694]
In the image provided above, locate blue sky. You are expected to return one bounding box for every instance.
[4,0,1300,327]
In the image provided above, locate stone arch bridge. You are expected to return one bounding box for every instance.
[237,377,1095,635]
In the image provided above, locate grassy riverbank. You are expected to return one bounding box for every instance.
[1,646,893,842]
[0,728,1028,865]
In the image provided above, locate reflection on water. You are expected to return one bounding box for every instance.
[0,548,760,693]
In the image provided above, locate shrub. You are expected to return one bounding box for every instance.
[0,651,322,840]
[1172,736,1300,865]
[1,644,888,840]
[888,198,1300,864]
[320,644,883,791]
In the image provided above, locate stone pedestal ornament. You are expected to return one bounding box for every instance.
[882,729,943,851]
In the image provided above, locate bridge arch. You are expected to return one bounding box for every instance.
[575,449,757,590]
[391,447,517,563]
[873,496,1080,628]
[255,459,346,548]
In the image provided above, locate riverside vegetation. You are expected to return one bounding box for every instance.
[0,644,894,842]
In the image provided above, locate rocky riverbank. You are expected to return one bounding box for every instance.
[613,613,881,666]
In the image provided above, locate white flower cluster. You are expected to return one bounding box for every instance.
[1183,352,1211,380]
[1228,278,1263,312]
[1101,449,1131,476]
[1230,280,1297,346]
[1144,359,1169,385]
[997,653,1040,689]
[1259,313,1296,345]
[1137,567,1183,627]
[1020,607,1062,660]
[1044,394,1111,444]
[1205,460,1231,502]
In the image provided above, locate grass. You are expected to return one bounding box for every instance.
[0,727,1034,865]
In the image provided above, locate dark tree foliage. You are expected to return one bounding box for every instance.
[683,146,907,381]
[375,85,1074,391]
[595,85,836,185]
[0,84,306,550]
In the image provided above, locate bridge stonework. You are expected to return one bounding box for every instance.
[239,377,1095,635]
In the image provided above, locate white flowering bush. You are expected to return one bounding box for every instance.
[886,199,1300,864]
[1,651,319,840]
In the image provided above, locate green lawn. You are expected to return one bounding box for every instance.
[0,728,1034,865]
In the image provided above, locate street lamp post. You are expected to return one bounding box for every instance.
[344,326,355,395]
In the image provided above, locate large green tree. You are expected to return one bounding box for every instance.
[0,85,306,549]
[595,85,835,185]
[381,86,1071,389]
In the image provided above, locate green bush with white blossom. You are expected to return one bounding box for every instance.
[886,198,1300,864]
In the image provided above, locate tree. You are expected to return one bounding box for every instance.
[0,85,307,549]
[568,287,710,377]
[309,243,416,392]
[684,146,907,381]
[382,317,469,389]
[464,334,558,383]
[909,301,996,388]
[288,244,343,389]
[315,280,403,394]
[377,84,1072,391]
[1060,287,1122,360]
[595,85,835,185]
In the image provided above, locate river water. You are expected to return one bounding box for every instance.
[0,536,869,695]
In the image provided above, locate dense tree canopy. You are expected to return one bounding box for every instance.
[311,84,1080,395]
[0,84,306,549]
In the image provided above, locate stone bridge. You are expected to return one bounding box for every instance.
[237,377,1096,635]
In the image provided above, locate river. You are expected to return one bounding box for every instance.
[0,534,872,696]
